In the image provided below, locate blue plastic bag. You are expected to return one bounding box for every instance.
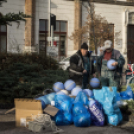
[107,109,122,126]
[55,94,72,109]
[83,89,93,97]
[54,111,64,126]
[63,112,73,124]
[73,102,91,127]
[120,86,133,100]
[35,93,56,109]
[73,113,91,127]
[93,86,123,126]
[71,98,75,103]
[94,87,117,116]
[54,94,73,125]
[88,100,105,126]
[116,92,122,101]
[107,114,119,126]
[36,95,49,105]
[72,102,88,116]
[117,110,123,123]
[54,111,73,126]
[60,100,72,113]
[74,91,89,106]
[46,92,56,104]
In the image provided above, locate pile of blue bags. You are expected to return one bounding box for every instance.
[35,86,125,127]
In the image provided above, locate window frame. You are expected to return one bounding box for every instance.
[39,19,68,57]
[108,23,114,48]
[39,19,48,54]
[0,25,7,53]
[39,19,48,33]
[54,21,67,57]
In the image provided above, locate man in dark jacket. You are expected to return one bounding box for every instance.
[69,42,95,89]
[97,40,125,90]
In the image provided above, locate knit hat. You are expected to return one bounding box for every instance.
[81,42,88,50]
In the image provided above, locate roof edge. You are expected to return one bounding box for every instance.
[65,0,134,6]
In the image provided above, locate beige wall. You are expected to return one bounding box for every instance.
[82,2,134,65]
[0,0,25,53]
[1,0,133,62]
[35,0,76,56]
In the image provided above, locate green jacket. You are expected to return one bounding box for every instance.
[97,49,125,77]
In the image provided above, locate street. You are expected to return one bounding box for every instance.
[0,110,134,134]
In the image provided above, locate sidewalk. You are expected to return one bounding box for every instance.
[0,109,134,134]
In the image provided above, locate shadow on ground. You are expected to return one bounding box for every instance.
[0,121,15,131]
[0,121,134,134]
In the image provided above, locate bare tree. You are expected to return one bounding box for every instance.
[69,0,120,54]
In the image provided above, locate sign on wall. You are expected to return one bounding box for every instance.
[46,46,58,57]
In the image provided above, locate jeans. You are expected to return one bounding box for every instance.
[82,73,89,89]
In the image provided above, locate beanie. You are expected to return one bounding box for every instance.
[81,42,88,50]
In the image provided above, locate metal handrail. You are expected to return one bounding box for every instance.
[126,64,134,87]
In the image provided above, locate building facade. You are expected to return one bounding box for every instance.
[0,0,134,64]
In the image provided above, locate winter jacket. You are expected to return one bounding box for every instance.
[69,50,95,85]
[97,49,125,77]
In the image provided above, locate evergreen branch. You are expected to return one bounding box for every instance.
[0,0,7,6]
[0,12,31,25]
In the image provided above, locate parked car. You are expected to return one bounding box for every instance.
[59,56,71,70]
[59,52,98,71]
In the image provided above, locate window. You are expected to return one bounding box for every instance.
[60,35,66,56]
[39,20,46,31]
[39,20,67,56]
[108,24,114,47]
[0,25,7,53]
[55,21,67,33]
[56,21,60,32]
[127,24,134,64]
[39,20,48,54]
[61,21,67,32]
[54,21,67,56]
[129,12,134,24]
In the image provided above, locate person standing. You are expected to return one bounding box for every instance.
[69,42,95,89]
[97,40,125,90]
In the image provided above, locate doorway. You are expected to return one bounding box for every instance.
[127,24,134,64]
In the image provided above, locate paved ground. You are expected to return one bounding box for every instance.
[0,109,134,134]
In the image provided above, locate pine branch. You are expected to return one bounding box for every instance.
[0,0,7,6]
[0,12,31,25]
